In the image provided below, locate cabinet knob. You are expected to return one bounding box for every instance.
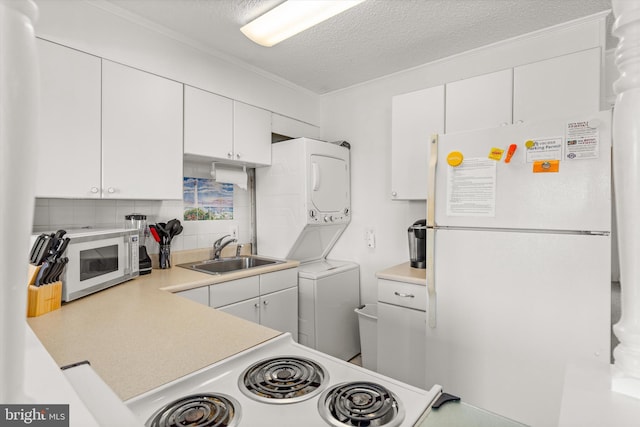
[391,191,397,197]
[90,187,99,194]
[227,152,233,159]
[516,120,524,124]
[107,187,115,194]
[254,303,260,309]
[236,153,241,159]
[263,300,269,306]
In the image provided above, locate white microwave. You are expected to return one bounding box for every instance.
[47,228,139,302]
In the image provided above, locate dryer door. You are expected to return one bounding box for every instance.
[309,154,349,213]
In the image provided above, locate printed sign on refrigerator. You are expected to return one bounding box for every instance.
[525,137,563,163]
[446,157,496,217]
[565,120,600,160]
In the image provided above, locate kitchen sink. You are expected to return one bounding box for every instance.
[178,256,284,275]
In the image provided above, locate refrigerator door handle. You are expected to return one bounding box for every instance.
[426,227,436,328]
[427,134,438,227]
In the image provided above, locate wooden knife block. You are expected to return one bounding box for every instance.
[26,264,62,317]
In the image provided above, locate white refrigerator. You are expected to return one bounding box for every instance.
[425,110,612,427]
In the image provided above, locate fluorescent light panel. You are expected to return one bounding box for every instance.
[241,0,365,47]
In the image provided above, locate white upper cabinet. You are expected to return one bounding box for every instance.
[514,48,601,124]
[184,85,233,159]
[445,69,513,134]
[184,86,271,166]
[391,85,445,200]
[271,113,321,139]
[233,101,271,166]
[35,39,102,198]
[102,60,183,200]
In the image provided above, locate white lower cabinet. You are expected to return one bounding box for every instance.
[376,279,426,389]
[218,297,260,324]
[259,287,298,336]
[211,268,299,339]
[175,286,209,305]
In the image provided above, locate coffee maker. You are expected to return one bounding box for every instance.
[125,213,152,275]
[407,219,427,269]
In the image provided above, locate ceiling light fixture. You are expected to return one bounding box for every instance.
[241,0,366,47]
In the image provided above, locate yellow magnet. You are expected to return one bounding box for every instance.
[447,151,464,167]
[488,147,504,161]
[525,140,535,149]
[533,160,559,173]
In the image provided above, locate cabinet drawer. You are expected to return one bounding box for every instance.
[260,268,298,294]
[377,279,426,311]
[210,276,259,308]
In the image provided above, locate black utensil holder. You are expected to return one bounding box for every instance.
[159,244,171,269]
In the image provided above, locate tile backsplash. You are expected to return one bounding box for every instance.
[33,162,253,255]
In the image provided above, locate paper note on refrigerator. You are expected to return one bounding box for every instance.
[446,157,496,217]
[565,120,600,160]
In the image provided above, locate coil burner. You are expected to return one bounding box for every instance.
[239,356,329,404]
[318,381,406,427]
[146,393,240,427]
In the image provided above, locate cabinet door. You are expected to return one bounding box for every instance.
[271,113,320,139]
[174,287,208,306]
[513,48,601,124]
[36,40,102,198]
[218,297,260,324]
[184,85,233,159]
[260,287,298,339]
[376,301,426,389]
[445,69,513,133]
[391,85,444,200]
[102,60,183,199]
[233,101,271,166]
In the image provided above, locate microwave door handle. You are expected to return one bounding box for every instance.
[123,237,130,275]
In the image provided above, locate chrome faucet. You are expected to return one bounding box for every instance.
[213,235,236,260]
[235,243,244,257]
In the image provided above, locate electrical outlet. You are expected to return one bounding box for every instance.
[366,228,375,249]
[230,225,238,240]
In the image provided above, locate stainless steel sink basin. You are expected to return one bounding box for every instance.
[178,256,284,275]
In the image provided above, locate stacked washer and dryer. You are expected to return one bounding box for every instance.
[256,138,360,361]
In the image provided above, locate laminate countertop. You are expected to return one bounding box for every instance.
[375,262,426,285]
[27,256,299,401]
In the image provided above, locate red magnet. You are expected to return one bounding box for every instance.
[505,144,517,163]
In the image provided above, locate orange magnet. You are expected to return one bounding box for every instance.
[533,160,559,173]
[505,144,517,163]
[488,147,504,161]
[447,151,464,167]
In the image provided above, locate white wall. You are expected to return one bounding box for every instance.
[33,162,253,255]
[31,0,317,255]
[33,0,319,125]
[321,13,608,304]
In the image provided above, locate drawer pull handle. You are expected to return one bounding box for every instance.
[394,291,415,298]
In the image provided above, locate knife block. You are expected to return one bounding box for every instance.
[26,264,62,317]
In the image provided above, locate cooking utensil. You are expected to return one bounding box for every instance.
[149,225,161,243]
[33,235,55,266]
[29,234,47,264]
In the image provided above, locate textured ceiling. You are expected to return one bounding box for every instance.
[100,0,614,94]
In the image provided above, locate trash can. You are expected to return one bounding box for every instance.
[355,304,377,371]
